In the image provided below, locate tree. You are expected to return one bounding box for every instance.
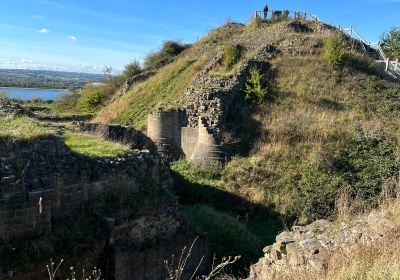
[380,27,400,60]
[244,67,266,104]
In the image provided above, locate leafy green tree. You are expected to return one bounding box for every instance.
[244,67,266,104]
[380,27,400,60]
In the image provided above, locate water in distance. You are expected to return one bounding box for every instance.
[0,87,69,101]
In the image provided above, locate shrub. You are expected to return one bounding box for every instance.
[123,59,143,79]
[223,44,243,69]
[380,27,400,60]
[244,67,266,104]
[144,40,189,71]
[323,35,347,67]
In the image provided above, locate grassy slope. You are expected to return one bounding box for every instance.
[169,21,400,272]
[94,21,324,130]
[222,55,400,224]
[90,19,399,274]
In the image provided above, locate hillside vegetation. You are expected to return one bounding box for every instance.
[52,18,400,273]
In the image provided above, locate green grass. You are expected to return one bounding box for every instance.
[171,160,283,272]
[62,133,130,158]
[0,116,52,140]
[94,56,207,130]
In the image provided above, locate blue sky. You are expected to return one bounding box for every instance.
[0,0,399,73]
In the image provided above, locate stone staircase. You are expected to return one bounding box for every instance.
[342,26,400,81]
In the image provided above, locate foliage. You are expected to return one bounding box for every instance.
[223,45,243,69]
[123,59,143,79]
[244,67,266,104]
[323,35,347,67]
[380,27,400,60]
[77,76,124,113]
[62,133,130,158]
[0,69,102,89]
[144,40,189,71]
[171,160,283,272]
[52,92,80,113]
[181,205,263,265]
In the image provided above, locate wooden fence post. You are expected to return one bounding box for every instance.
[385,58,389,72]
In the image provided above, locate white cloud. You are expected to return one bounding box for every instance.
[38,28,49,33]
[68,35,77,42]
[21,59,34,64]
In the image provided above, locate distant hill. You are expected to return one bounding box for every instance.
[0,68,104,89]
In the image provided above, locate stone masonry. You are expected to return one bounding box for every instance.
[147,45,277,166]
[248,212,398,280]
[0,125,167,240]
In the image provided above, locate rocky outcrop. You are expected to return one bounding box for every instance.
[248,213,397,280]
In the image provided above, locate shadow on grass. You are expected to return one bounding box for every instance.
[171,169,283,275]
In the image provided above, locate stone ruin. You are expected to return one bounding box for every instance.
[147,46,276,166]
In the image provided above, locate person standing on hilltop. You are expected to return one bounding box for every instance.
[263,4,269,20]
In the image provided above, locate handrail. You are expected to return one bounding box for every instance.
[249,9,321,23]
[247,9,399,79]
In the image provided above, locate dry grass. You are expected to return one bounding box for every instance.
[0,116,53,140]
[95,20,334,131]
[281,192,400,280]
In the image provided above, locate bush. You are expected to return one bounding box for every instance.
[244,67,266,104]
[123,59,143,79]
[144,40,189,71]
[323,35,347,67]
[223,45,243,69]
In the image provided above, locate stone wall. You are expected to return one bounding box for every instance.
[0,131,166,240]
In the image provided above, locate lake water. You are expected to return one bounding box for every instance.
[0,87,69,101]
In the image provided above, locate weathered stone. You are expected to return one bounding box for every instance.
[248,213,397,280]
